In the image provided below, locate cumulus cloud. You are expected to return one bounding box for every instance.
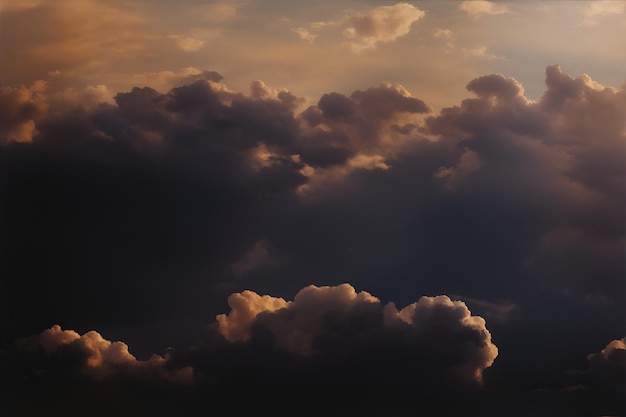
[130,67,223,93]
[215,283,497,385]
[0,81,48,143]
[16,325,193,383]
[434,147,483,190]
[587,338,626,391]
[423,65,625,302]
[459,1,510,18]
[1,67,624,413]
[343,3,425,52]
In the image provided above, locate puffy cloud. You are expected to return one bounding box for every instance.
[300,82,429,164]
[587,338,625,391]
[459,1,510,18]
[450,295,516,324]
[129,67,221,93]
[1,67,624,408]
[0,81,48,144]
[217,291,290,343]
[16,325,193,383]
[215,284,497,385]
[343,3,425,53]
[434,147,483,191]
[423,65,625,302]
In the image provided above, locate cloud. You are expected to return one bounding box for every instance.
[587,337,626,391]
[0,0,150,85]
[0,81,48,143]
[291,3,424,52]
[215,283,497,385]
[229,239,275,279]
[16,325,193,383]
[292,26,317,43]
[462,45,508,61]
[450,295,516,324]
[434,147,483,190]
[459,1,510,18]
[582,0,625,26]
[343,3,425,53]
[423,65,625,302]
[130,67,223,93]
[168,34,205,52]
[434,28,455,51]
[1,67,624,412]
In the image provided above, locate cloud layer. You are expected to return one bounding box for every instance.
[1,64,624,416]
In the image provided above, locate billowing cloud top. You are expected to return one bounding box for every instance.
[1,63,624,416]
[216,283,497,385]
[16,325,193,383]
[587,337,626,391]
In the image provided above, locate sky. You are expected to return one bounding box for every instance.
[0,1,624,416]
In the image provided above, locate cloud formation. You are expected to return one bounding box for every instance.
[16,325,193,383]
[291,3,424,53]
[459,1,510,18]
[215,283,497,385]
[0,81,48,143]
[582,0,625,26]
[424,65,625,302]
[587,337,626,391]
[343,3,425,53]
[1,67,623,417]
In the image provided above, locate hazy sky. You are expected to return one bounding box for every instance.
[1,1,625,416]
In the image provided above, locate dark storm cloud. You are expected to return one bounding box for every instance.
[4,285,499,416]
[421,65,625,302]
[1,65,624,416]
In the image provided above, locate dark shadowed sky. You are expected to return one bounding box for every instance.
[1,1,624,416]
